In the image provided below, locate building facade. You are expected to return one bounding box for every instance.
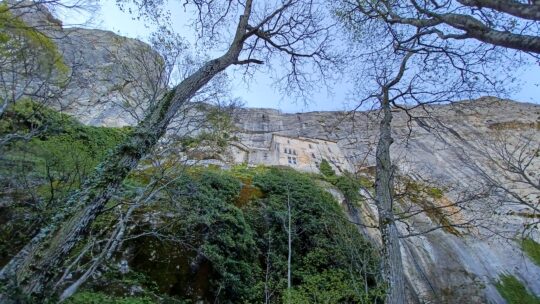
[231,134,353,174]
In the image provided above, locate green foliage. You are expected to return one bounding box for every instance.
[249,168,383,303]
[0,3,68,77]
[358,175,374,189]
[1,99,131,199]
[522,238,540,266]
[65,292,154,304]
[495,274,540,304]
[73,167,384,303]
[426,187,444,199]
[402,179,445,200]
[334,173,362,202]
[0,100,130,266]
[399,178,459,235]
[0,103,382,302]
[124,170,259,302]
[319,158,336,177]
[284,269,375,303]
[179,107,236,153]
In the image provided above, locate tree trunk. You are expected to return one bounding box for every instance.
[287,189,292,293]
[375,89,406,304]
[0,10,253,299]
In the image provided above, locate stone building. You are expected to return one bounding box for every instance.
[228,134,353,174]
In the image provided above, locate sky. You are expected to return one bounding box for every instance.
[63,1,539,113]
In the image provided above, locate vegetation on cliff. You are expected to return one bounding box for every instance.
[495,274,540,304]
[0,103,384,303]
[0,100,130,267]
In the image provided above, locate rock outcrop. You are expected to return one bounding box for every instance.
[8,0,167,126]
[7,3,540,302]
[229,98,540,303]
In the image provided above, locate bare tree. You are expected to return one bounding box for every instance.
[332,0,540,299]
[0,0,337,301]
[456,125,540,236]
[0,0,101,147]
[365,51,414,304]
[101,28,187,124]
[338,0,540,56]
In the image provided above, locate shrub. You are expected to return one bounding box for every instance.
[319,158,335,177]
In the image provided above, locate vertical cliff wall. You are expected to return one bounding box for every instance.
[230,98,540,303]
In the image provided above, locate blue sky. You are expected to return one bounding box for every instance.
[66,1,539,112]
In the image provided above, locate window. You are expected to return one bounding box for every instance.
[292,157,297,165]
[308,144,313,149]
[293,150,297,155]
[264,153,268,159]
[288,156,292,164]
[311,153,316,158]
[287,140,290,144]
[328,147,332,152]
[284,148,288,153]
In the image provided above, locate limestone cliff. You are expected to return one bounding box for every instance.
[228,98,540,303]
[8,0,166,127]
[8,4,540,302]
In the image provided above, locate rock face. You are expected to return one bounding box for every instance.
[8,3,540,302]
[8,1,167,126]
[54,27,166,126]
[230,98,540,303]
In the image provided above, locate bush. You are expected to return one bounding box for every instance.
[319,158,335,177]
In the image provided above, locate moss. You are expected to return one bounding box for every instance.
[522,238,540,267]
[358,175,374,189]
[495,274,540,304]
[426,187,444,199]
